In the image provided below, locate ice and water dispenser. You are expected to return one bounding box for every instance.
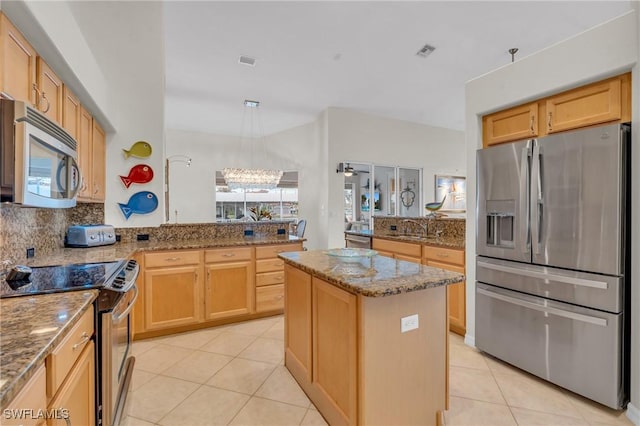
[485,200,515,248]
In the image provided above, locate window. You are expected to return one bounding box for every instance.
[215,171,298,222]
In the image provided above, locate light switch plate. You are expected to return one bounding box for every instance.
[401,314,419,333]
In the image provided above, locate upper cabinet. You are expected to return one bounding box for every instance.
[1,12,108,204]
[546,78,621,134]
[482,73,631,147]
[483,102,538,147]
[0,13,37,105]
[36,58,63,122]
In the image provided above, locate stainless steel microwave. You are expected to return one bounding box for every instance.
[1,99,80,208]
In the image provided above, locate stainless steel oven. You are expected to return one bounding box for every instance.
[96,260,139,426]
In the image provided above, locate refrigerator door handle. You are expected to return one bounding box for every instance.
[476,260,609,289]
[530,141,542,255]
[477,287,608,327]
[520,140,532,252]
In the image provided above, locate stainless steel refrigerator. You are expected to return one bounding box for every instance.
[476,122,630,409]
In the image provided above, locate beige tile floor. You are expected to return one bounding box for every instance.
[122,316,633,426]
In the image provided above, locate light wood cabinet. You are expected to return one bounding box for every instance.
[62,86,80,140]
[483,102,538,146]
[204,247,253,320]
[3,364,47,426]
[0,12,37,104]
[46,306,94,397]
[47,341,95,426]
[372,238,421,263]
[143,250,203,331]
[424,246,466,336]
[90,120,106,202]
[285,264,448,425]
[255,243,302,312]
[311,277,358,425]
[482,73,631,147]
[546,77,621,134]
[35,58,63,123]
[77,106,93,200]
[284,264,312,381]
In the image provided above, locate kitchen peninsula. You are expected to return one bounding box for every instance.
[280,250,464,426]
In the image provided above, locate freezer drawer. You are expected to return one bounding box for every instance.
[477,257,623,313]
[476,283,625,409]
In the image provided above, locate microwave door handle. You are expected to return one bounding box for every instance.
[68,157,81,199]
[520,140,532,253]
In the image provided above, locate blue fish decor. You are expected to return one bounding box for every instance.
[118,191,159,220]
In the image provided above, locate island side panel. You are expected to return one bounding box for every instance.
[358,285,447,426]
[284,265,312,382]
[311,277,358,426]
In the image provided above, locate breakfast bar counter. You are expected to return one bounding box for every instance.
[279,249,464,426]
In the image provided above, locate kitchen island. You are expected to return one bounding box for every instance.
[279,249,464,426]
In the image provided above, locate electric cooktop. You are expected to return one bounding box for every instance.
[0,261,124,298]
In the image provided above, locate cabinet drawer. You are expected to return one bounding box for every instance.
[205,247,252,263]
[256,284,285,312]
[4,364,46,426]
[255,243,303,260]
[425,260,465,274]
[372,238,421,258]
[46,305,94,398]
[256,258,285,273]
[145,250,200,268]
[395,254,421,264]
[256,271,285,287]
[423,246,464,266]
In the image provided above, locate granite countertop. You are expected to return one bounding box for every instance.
[344,230,464,249]
[0,290,98,410]
[279,250,464,297]
[24,235,305,267]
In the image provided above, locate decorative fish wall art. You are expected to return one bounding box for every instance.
[122,141,153,159]
[118,191,159,220]
[120,164,154,188]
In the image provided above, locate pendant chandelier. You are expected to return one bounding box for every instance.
[222,100,283,190]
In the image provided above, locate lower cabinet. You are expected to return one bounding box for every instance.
[3,364,46,426]
[204,247,253,320]
[284,265,312,381]
[133,243,303,338]
[143,250,203,330]
[285,265,447,425]
[423,246,466,336]
[47,341,95,426]
[311,278,357,425]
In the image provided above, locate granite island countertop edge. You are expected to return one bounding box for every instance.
[279,251,464,297]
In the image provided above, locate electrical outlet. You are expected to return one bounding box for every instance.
[26,247,35,258]
[115,235,121,242]
[244,229,254,237]
[401,314,419,333]
[277,228,286,235]
[390,225,397,231]
[137,234,149,241]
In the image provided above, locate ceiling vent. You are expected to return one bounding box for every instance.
[239,55,256,66]
[416,44,436,58]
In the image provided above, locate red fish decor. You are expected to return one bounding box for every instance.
[120,164,154,188]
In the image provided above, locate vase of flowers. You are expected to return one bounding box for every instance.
[249,205,272,221]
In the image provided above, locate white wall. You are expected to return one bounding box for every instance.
[165,112,329,249]
[65,2,166,228]
[464,9,638,421]
[326,108,465,248]
[631,4,640,423]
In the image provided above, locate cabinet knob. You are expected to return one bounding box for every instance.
[223,253,236,257]
[530,115,535,133]
[72,332,90,351]
[547,112,553,130]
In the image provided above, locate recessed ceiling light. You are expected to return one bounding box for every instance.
[416,44,436,58]
[239,55,256,66]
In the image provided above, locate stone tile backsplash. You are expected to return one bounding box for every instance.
[1,200,292,270]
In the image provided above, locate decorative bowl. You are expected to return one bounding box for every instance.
[326,248,378,263]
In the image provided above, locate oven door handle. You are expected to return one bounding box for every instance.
[112,284,139,323]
